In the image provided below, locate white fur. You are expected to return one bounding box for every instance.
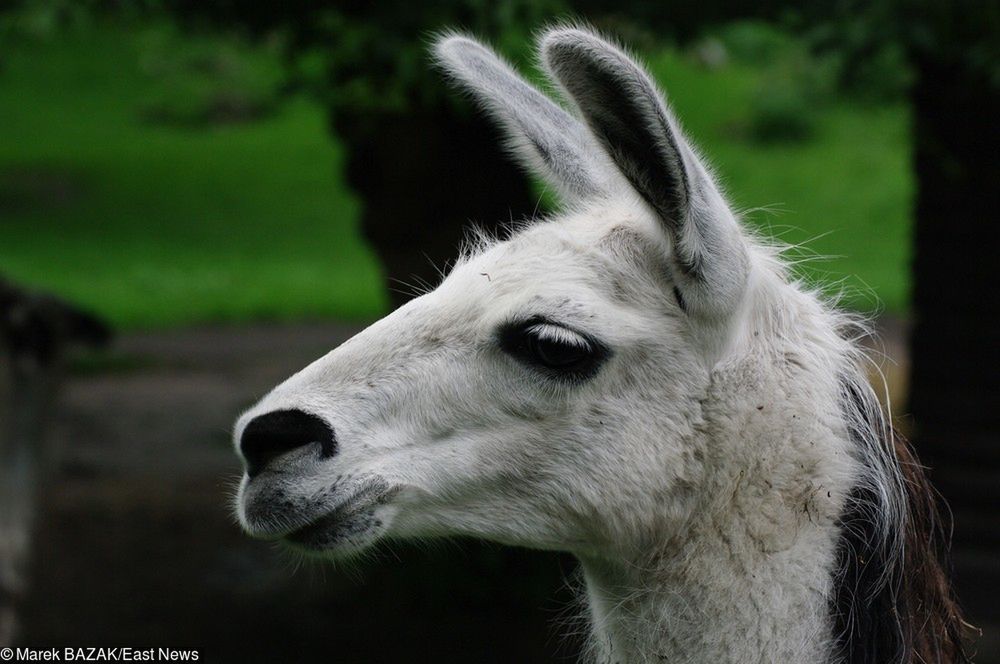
[233,28,898,663]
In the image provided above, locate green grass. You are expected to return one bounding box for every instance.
[0,20,911,329]
[0,21,388,328]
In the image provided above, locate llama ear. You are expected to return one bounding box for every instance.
[433,33,619,204]
[541,28,749,317]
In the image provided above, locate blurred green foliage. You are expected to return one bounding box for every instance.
[803,5,915,103]
[136,24,287,127]
[705,19,911,143]
[747,77,816,143]
[714,19,798,65]
[707,21,836,142]
[0,18,387,328]
[289,0,568,133]
[0,4,916,327]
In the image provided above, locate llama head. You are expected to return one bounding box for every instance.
[233,28,759,560]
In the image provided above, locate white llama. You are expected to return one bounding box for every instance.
[233,28,966,663]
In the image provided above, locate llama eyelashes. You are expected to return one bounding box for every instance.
[496,317,610,382]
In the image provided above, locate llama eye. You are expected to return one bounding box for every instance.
[498,319,608,381]
[525,327,591,368]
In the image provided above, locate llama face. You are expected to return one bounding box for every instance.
[235,201,715,557]
[234,29,751,560]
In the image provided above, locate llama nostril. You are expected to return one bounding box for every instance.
[240,409,336,478]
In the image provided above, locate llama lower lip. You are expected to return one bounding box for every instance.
[282,482,396,549]
[283,503,379,551]
[284,509,350,544]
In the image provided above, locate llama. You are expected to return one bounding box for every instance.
[233,28,968,663]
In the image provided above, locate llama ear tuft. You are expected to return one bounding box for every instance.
[432,33,619,205]
[540,27,749,318]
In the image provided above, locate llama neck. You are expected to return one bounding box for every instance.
[578,522,837,664]
[577,396,851,664]
[570,301,863,663]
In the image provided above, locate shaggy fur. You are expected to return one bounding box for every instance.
[231,26,968,663]
[833,378,968,663]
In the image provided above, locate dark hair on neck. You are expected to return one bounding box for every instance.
[831,377,972,663]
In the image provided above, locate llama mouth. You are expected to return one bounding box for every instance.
[281,481,397,552]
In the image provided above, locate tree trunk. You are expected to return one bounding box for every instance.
[906,3,1000,643]
[334,107,538,309]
